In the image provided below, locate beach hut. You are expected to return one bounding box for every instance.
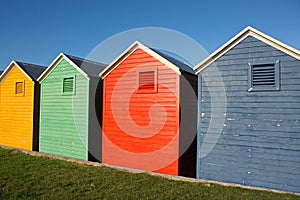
[194,26,300,193]
[38,53,107,161]
[0,61,45,150]
[100,41,197,177]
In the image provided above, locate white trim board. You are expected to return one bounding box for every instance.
[194,26,300,73]
[100,41,181,79]
[37,53,90,83]
[0,61,34,84]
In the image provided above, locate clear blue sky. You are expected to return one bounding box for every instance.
[0,0,299,70]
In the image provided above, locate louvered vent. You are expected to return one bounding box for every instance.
[252,64,275,86]
[15,82,23,94]
[63,77,74,93]
[248,60,280,92]
[139,71,155,90]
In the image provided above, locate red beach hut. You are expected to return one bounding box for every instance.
[100,41,197,177]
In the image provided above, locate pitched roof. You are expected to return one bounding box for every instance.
[194,26,300,73]
[38,53,107,83]
[15,61,46,81]
[0,70,3,75]
[64,54,107,78]
[151,48,195,74]
[100,41,195,79]
[0,61,46,83]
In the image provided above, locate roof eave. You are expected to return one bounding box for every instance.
[100,41,182,79]
[99,41,140,79]
[37,53,90,83]
[0,60,34,84]
[194,26,300,74]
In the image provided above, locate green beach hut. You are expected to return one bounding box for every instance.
[38,53,107,161]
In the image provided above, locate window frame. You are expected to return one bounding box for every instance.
[137,68,157,93]
[15,81,25,96]
[61,75,76,95]
[248,60,280,92]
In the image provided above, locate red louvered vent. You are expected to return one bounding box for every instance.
[138,70,156,92]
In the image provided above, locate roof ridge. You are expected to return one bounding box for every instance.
[62,53,108,78]
[15,61,46,81]
[15,61,46,69]
[194,26,300,73]
[64,54,107,66]
[151,48,195,74]
[151,48,192,67]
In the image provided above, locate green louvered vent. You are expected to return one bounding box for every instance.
[252,64,275,86]
[63,77,74,93]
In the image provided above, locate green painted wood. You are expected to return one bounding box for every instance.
[39,59,89,160]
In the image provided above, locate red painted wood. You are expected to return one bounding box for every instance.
[102,48,180,175]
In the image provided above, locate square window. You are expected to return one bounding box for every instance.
[62,76,75,95]
[248,60,280,92]
[15,81,24,96]
[137,69,157,93]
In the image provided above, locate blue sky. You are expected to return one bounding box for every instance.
[0,0,299,70]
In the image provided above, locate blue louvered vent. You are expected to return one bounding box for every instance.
[252,64,275,86]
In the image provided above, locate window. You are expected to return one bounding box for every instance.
[248,60,280,92]
[62,76,75,95]
[137,69,157,93]
[15,81,24,96]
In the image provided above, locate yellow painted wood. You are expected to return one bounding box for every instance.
[0,64,34,150]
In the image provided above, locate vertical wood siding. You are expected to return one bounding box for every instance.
[198,36,300,193]
[102,48,180,175]
[39,59,89,160]
[0,65,35,150]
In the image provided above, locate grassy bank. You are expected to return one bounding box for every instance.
[0,147,298,199]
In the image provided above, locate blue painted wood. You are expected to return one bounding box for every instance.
[197,35,300,193]
[196,74,202,179]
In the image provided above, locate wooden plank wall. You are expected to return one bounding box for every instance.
[102,48,180,175]
[0,66,35,150]
[39,59,89,160]
[198,36,300,193]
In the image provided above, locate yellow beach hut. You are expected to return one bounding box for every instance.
[0,61,45,150]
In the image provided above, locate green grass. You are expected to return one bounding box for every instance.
[0,147,299,200]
